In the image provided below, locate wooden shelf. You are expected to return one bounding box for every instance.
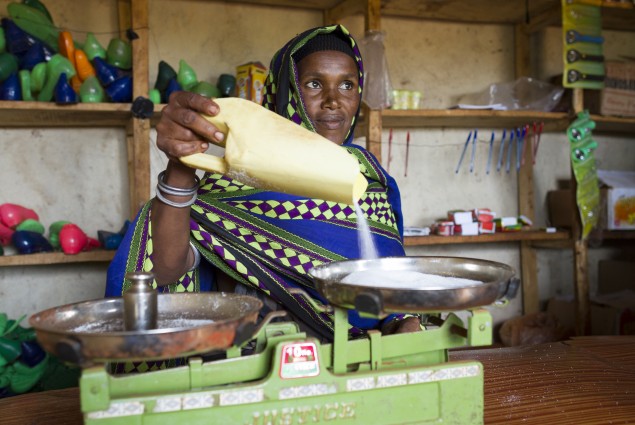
[208,1,632,30]
[0,101,133,127]
[404,229,571,246]
[591,114,635,134]
[372,109,571,131]
[0,250,115,266]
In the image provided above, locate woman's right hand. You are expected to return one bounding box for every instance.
[156,91,225,165]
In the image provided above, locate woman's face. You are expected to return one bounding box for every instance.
[297,50,360,145]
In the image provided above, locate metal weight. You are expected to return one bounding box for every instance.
[123,271,158,331]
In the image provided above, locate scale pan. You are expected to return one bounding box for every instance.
[29,293,262,366]
[309,256,517,315]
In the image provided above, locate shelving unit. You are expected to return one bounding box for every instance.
[0,0,149,267]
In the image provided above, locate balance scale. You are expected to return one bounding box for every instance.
[29,256,517,425]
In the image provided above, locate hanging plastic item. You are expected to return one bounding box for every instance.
[7,2,59,52]
[83,32,106,61]
[567,111,600,239]
[358,30,393,109]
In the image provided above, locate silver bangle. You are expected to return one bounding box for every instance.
[155,188,197,208]
[157,171,200,196]
[188,241,201,271]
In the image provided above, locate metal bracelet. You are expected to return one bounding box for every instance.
[188,241,201,272]
[157,171,200,196]
[155,188,197,208]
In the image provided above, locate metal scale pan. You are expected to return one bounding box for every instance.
[28,293,262,367]
[309,256,517,316]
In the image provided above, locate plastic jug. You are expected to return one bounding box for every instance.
[180,97,368,205]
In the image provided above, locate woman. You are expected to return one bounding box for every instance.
[107,25,418,351]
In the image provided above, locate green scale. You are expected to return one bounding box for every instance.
[30,257,518,425]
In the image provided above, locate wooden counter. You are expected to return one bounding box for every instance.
[2,336,634,424]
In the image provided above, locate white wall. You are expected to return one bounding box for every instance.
[0,1,633,331]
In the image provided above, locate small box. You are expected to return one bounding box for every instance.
[472,208,496,223]
[455,222,479,236]
[236,61,268,104]
[433,221,454,236]
[600,61,635,117]
[448,210,473,225]
[598,169,635,230]
[479,221,496,234]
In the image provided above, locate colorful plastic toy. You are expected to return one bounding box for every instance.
[217,73,236,97]
[191,81,220,98]
[0,72,21,100]
[59,223,99,255]
[97,220,130,250]
[155,60,176,92]
[37,53,75,102]
[0,222,14,246]
[1,18,33,57]
[7,2,59,51]
[74,49,95,81]
[19,69,33,100]
[177,59,197,90]
[83,32,106,61]
[0,203,39,229]
[22,0,53,24]
[15,218,44,234]
[0,51,18,82]
[48,220,70,249]
[164,78,181,102]
[93,56,119,87]
[148,88,161,104]
[0,313,50,397]
[79,75,104,103]
[106,38,131,70]
[105,75,132,102]
[12,230,53,254]
[54,72,78,104]
[18,42,46,71]
[30,61,46,94]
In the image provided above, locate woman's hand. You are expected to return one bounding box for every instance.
[156,91,225,164]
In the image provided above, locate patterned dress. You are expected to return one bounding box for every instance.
[106,25,405,372]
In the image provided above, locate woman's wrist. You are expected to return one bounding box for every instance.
[164,159,198,189]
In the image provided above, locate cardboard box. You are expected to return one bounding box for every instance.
[597,170,635,230]
[598,260,635,294]
[547,189,575,228]
[448,210,473,225]
[590,259,635,335]
[455,222,479,236]
[236,61,267,104]
[591,293,635,335]
[586,61,635,117]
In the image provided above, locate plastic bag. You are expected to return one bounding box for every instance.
[358,30,393,109]
[456,77,565,111]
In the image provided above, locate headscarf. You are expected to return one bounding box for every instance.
[106,25,405,344]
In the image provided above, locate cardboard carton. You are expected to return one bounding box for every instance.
[236,61,268,104]
[585,61,635,117]
[590,259,635,335]
[597,169,635,230]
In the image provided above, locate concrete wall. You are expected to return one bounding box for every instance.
[1,1,633,332]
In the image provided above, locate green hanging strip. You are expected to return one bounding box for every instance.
[567,111,600,239]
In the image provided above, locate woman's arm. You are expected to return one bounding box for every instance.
[151,91,224,285]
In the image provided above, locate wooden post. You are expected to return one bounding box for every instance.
[119,0,151,218]
[515,23,539,315]
[364,0,382,161]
